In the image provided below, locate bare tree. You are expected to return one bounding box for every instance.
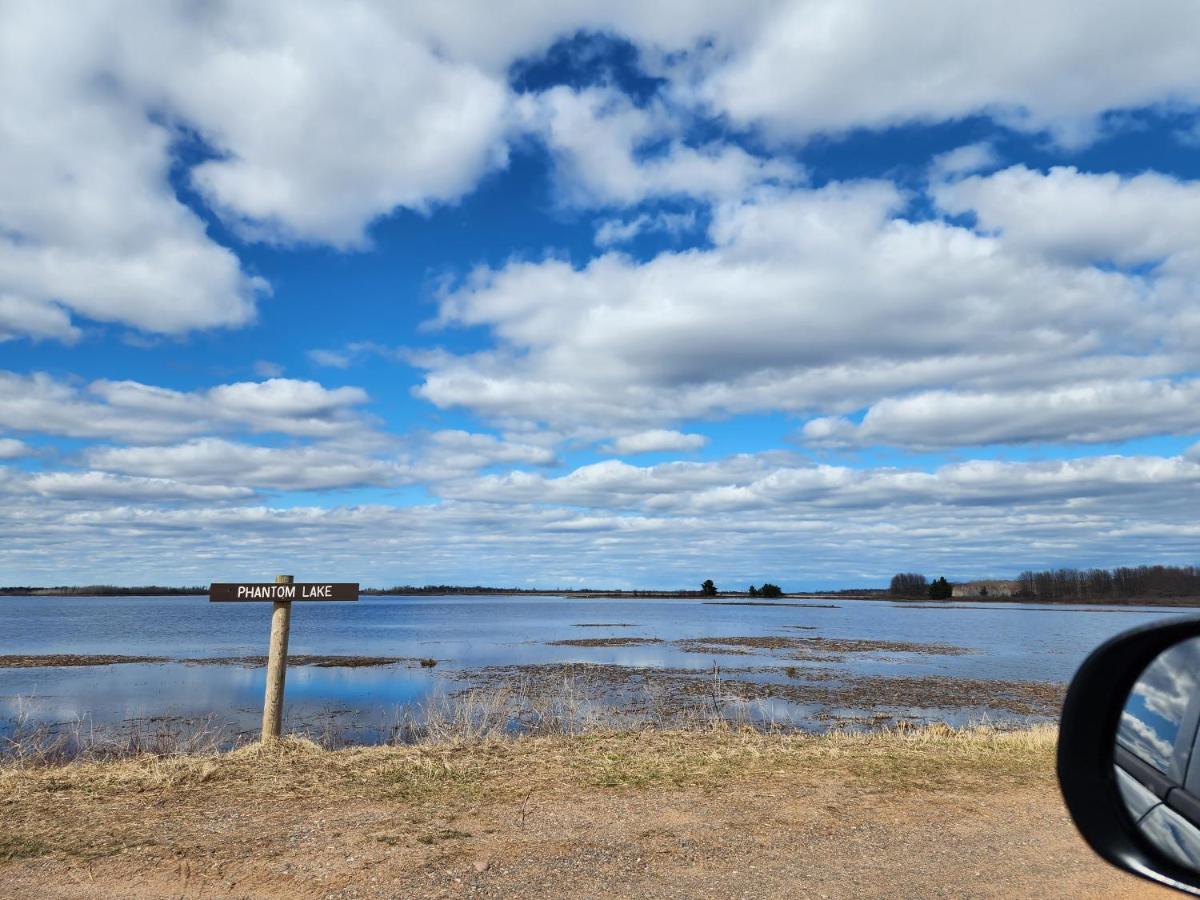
[889,573,928,597]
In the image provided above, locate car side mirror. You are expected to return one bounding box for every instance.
[1059,617,1200,895]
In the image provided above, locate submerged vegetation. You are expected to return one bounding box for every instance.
[0,672,1060,768]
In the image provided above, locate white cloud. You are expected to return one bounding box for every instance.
[604,430,708,455]
[253,361,285,378]
[594,211,698,247]
[0,3,267,342]
[934,165,1200,269]
[0,295,80,344]
[426,430,557,470]
[204,380,366,422]
[7,3,1200,585]
[451,452,1200,518]
[0,372,371,443]
[803,380,1200,449]
[0,1,511,341]
[930,143,998,180]
[517,86,802,208]
[5,2,1200,344]
[84,438,404,491]
[687,1,1200,145]
[77,430,554,495]
[308,349,353,369]
[6,448,1200,586]
[144,4,511,248]
[307,342,406,370]
[0,438,30,460]
[418,180,1159,432]
[25,471,254,502]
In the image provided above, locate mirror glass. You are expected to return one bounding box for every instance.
[1116,636,1200,870]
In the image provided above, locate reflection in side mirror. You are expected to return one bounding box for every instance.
[1059,618,1200,897]
[1117,637,1200,872]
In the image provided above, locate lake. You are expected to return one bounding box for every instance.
[0,594,1189,744]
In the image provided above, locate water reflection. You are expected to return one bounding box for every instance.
[0,593,1186,740]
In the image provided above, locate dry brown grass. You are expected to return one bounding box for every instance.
[0,722,1057,806]
[0,722,1062,894]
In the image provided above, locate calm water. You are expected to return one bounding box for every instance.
[0,594,1189,740]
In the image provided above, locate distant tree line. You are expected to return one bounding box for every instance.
[748,583,783,598]
[0,585,206,596]
[889,573,952,600]
[888,573,928,597]
[1016,566,1200,601]
[928,576,952,600]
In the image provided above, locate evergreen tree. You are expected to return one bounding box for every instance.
[929,576,953,600]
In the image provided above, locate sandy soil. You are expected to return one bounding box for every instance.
[0,728,1176,899]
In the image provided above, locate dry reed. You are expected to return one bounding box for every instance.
[1,676,1056,780]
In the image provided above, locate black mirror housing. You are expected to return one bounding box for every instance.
[1059,616,1200,895]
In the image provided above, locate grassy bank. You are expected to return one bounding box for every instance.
[1,724,1055,860]
[2,723,1169,899]
[1,722,1058,796]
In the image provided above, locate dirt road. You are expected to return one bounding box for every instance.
[0,728,1175,898]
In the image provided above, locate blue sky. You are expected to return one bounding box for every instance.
[4,2,1200,588]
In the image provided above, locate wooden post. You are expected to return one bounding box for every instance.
[261,574,293,742]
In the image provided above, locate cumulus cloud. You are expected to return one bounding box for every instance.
[425,430,557,470]
[0,1,509,341]
[0,3,749,343]
[0,2,267,342]
[76,430,556,495]
[687,0,1200,145]
[8,2,1200,585]
[934,165,1200,270]
[0,295,80,344]
[448,452,1200,516]
[0,372,371,443]
[83,438,405,492]
[803,379,1200,449]
[418,180,1161,432]
[25,471,254,502]
[604,430,708,455]
[5,448,1200,586]
[929,143,999,180]
[6,2,1200,343]
[0,437,31,460]
[519,86,802,207]
[153,6,510,247]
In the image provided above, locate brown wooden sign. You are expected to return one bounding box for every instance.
[209,582,358,602]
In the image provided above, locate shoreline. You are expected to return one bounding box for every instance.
[1,659,1066,752]
[4,588,1200,607]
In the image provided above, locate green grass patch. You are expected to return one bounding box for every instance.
[0,833,50,864]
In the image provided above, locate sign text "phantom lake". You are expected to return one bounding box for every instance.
[209,583,359,602]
